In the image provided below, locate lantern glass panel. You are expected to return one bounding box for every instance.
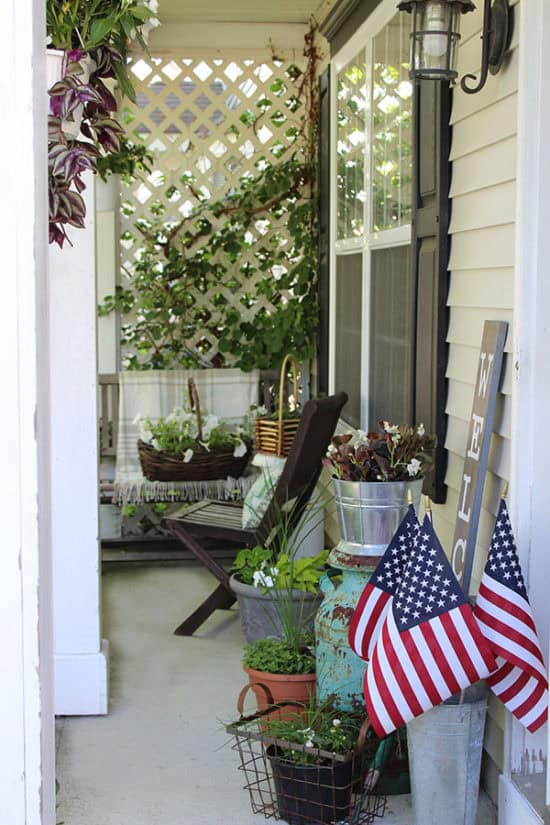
[413,1,461,78]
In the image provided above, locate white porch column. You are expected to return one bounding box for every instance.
[49,178,109,715]
[0,0,56,822]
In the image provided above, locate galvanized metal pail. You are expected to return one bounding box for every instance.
[332,477,423,558]
[407,697,488,825]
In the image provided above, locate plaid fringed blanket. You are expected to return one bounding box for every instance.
[114,369,260,505]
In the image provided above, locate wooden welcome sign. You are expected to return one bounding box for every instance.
[450,320,508,593]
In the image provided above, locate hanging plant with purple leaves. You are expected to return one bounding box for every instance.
[46,0,160,248]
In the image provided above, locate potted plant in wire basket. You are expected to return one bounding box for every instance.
[136,378,253,482]
[227,693,387,825]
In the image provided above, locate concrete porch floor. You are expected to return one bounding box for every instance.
[56,565,498,825]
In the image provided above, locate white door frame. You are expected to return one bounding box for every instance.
[0,0,56,822]
[501,1,550,823]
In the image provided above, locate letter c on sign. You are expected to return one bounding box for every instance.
[452,538,467,581]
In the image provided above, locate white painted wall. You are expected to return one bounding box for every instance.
[0,0,56,821]
[49,175,109,715]
[500,0,550,822]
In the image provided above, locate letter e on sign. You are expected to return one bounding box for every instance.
[451,321,508,592]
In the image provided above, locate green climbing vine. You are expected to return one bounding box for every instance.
[99,28,322,372]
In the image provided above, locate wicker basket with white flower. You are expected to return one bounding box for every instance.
[137,378,252,481]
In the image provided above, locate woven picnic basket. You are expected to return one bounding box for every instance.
[138,378,252,482]
[255,354,301,458]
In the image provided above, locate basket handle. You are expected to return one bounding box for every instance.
[277,354,298,455]
[356,717,372,752]
[237,681,275,716]
[187,378,203,442]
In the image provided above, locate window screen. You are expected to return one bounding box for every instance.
[368,245,413,427]
[334,253,363,427]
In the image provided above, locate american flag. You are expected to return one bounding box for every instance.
[348,505,419,661]
[365,514,497,738]
[474,499,548,733]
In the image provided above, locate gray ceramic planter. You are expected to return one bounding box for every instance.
[229,574,322,644]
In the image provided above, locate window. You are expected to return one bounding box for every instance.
[330,3,413,430]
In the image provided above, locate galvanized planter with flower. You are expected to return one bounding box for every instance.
[323,421,436,560]
[315,422,436,710]
[136,378,252,481]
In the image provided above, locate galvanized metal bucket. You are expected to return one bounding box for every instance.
[332,477,423,557]
[407,694,488,825]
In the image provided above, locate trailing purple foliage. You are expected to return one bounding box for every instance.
[48,47,125,247]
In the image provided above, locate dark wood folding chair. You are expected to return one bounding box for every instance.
[162,392,348,636]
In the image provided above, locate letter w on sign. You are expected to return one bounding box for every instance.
[364,514,497,738]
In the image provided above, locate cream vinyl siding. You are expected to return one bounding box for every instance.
[431,0,521,795]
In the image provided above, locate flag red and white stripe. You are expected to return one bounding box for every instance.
[474,499,548,733]
[348,505,419,661]
[364,515,497,738]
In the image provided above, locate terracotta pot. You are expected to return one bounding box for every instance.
[243,665,316,722]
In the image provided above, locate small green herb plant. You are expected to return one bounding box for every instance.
[243,637,315,676]
[260,698,364,765]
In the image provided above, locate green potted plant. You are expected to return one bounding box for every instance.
[236,527,328,711]
[231,545,328,643]
[242,637,316,712]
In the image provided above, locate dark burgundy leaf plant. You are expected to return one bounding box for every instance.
[323,421,436,483]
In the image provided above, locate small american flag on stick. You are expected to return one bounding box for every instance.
[348,505,420,661]
[365,514,497,738]
[474,498,548,733]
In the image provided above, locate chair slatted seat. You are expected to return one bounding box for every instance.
[162,392,348,637]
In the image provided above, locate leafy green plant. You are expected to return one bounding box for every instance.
[99,158,318,371]
[243,637,315,675]
[96,136,154,183]
[98,27,323,371]
[233,547,328,593]
[260,698,364,764]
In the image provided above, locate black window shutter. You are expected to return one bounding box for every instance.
[317,66,331,397]
[412,80,451,504]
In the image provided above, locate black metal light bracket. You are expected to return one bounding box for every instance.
[460,0,511,93]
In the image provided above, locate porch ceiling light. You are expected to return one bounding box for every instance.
[397,0,511,94]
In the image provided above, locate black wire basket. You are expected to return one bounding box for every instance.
[226,694,387,825]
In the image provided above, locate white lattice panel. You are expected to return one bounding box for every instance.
[120,49,308,365]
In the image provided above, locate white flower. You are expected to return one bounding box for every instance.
[139,424,152,442]
[183,448,194,463]
[233,439,247,458]
[202,414,219,437]
[383,422,400,435]
[417,423,425,437]
[305,740,314,748]
[327,444,338,455]
[255,405,268,417]
[332,718,341,727]
[407,458,421,477]
[253,570,274,588]
[392,433,401,445]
